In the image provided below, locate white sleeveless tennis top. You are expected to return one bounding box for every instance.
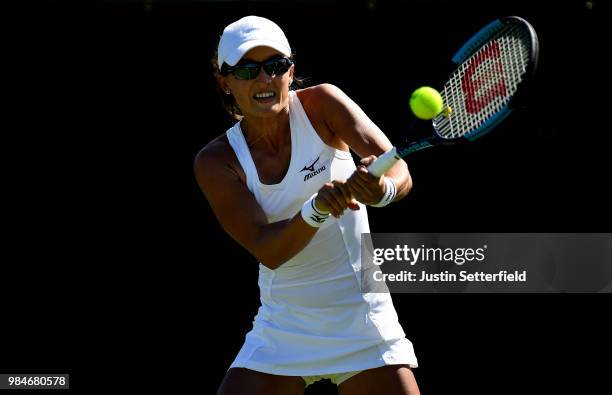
[226,90,418,376]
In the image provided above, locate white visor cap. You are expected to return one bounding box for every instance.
[217,16,292,69]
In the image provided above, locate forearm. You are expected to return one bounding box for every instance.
[254,213,319,270]
[385,159,413,202]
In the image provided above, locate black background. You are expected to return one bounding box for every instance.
[2,0,608,394]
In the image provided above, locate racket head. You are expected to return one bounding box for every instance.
[432,16,539,142]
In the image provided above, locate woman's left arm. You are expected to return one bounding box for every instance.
[315,83,412,205]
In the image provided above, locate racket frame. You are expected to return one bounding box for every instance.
[367,16,540,177]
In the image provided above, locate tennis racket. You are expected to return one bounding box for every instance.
[368,16,540,177]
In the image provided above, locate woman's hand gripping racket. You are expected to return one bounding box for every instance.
[368,16,540,177]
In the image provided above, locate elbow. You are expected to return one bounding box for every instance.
[260,259,282,271]
[251,238,287,270]
[254,241,299,270]
[256,250,279,270]
[257,253,285,271]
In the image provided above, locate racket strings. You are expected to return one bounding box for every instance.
[434,23,532,139]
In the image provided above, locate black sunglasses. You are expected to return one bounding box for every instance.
[221,56,293,80]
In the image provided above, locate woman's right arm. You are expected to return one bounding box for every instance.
[194,140,351,270]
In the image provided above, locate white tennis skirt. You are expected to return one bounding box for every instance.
[229,234,418,376]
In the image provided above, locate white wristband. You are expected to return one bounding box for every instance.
[301,193,330,228]
[369,177,397,208]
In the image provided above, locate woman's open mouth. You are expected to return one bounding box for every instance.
[253,91,276,103]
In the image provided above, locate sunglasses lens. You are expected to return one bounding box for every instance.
[233,64,260,80]
[264,58,290,76]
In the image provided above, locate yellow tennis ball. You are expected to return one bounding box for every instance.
[409,86,444,120]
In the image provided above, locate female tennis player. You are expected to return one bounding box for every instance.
[194,16,420,395]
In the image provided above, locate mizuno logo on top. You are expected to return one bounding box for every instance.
[301,156,326,181]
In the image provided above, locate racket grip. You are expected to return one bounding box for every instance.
[367,147,400,177]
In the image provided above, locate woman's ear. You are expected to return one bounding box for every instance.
[217,75,230,94]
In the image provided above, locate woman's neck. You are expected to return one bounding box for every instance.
[241,110,290,153]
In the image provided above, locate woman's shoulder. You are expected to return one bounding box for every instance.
[194,133,244,182]
[296,83,352,119]
[295,84,352,151]
[196,133,230,161]
[296,83,343,106]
